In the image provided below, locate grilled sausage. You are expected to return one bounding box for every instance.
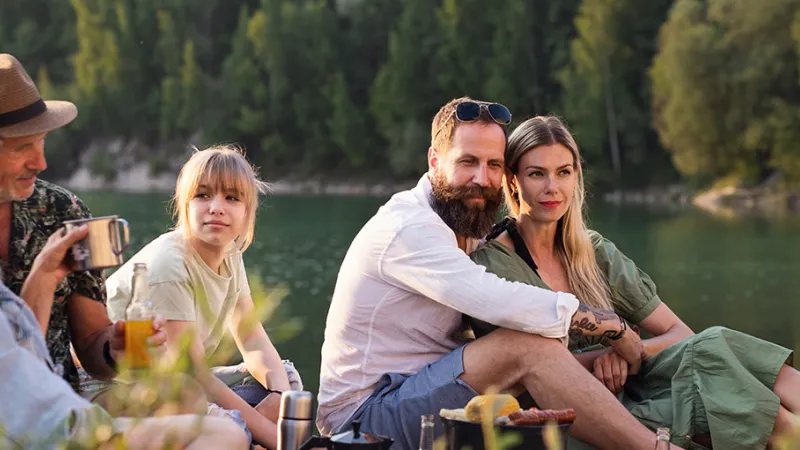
[508,408,576,425]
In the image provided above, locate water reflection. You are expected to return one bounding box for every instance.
[592,206,800,365]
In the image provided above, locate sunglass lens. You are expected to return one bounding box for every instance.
[455,101,481,122]
[488,103,512,125]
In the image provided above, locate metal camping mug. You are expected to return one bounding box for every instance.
[62,215,130,271]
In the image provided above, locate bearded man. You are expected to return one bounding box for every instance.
[316,98,673,450]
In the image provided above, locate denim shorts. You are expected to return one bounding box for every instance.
[342,345,479,450]
[212,360,304,407]
[207,402,253,448]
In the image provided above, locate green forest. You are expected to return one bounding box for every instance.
[3,0,800,191]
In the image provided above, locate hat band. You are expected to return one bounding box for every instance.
[0,99,47,127]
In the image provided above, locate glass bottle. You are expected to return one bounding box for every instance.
[125,263,155,369]
[654,427,670,450]
[419,414,434,450]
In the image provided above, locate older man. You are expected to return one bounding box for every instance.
[0,53,163,391]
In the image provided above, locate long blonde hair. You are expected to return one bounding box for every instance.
[172,145,269,252]
[504,116,612,310]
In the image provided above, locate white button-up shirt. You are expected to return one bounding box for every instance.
[316,175,579,434]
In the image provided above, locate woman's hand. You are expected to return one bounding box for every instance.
[593,348,629,394]
[608,329,646,375]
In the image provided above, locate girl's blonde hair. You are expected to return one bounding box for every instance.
[172,145,269,252]
[504,116,613,310]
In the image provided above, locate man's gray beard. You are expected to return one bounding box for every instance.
[429,175,503,239]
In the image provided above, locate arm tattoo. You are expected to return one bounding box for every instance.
[603,317,627,341]
[589,307,618,323]
[569,304,600,338]
[569,303,626,340]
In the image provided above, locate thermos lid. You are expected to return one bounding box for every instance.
[279,390,314,420]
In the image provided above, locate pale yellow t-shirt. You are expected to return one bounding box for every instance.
[106,230,251,357]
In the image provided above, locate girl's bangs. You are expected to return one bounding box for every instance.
[190,153,255,204]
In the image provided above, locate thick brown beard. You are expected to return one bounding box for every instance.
[429,174,503,239]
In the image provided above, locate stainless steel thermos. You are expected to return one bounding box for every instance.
[277,391,314,450]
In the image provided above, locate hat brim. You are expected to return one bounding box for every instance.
[0,100,77,138]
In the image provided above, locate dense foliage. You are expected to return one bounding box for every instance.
[2,0,798,188]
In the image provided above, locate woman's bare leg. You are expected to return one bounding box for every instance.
[255,391,281,424]
[767,406,798,449]
[774,364,800,413]
[93,374,208,417]
[111,415,249,450]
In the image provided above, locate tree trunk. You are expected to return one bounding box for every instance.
[603,56,622,182]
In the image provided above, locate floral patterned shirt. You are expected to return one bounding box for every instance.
[0,179,107,390]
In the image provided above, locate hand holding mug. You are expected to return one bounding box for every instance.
[27,225,89,287]
[63,215,130,271]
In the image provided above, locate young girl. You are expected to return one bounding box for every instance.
[106,145,300,449]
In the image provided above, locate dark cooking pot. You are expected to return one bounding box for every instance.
[442,416,571,450]
[300,420,393,450]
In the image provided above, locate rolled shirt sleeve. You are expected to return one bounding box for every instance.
[591,233,662,324]
[379,222,579,339]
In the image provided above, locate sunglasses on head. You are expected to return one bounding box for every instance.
[455,101,512,126]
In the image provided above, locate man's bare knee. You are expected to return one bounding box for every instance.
[493,329,571,375]
[462,328,571,392]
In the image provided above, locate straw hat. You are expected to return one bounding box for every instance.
[0,53,77,138]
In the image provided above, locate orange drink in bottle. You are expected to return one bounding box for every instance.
[125,263,155,370]
[125,319,154,369]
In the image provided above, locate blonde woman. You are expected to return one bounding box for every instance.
[106,146,301,449]
[468,116,800,449]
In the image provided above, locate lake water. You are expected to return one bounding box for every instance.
[78,191,800,395]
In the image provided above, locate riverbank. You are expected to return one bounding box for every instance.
[603,184,800,217]
[55,138,418,197]
[601,184,692,208]
[57,159,799,215]
[56,161,416,197]
[693,185,800,217]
